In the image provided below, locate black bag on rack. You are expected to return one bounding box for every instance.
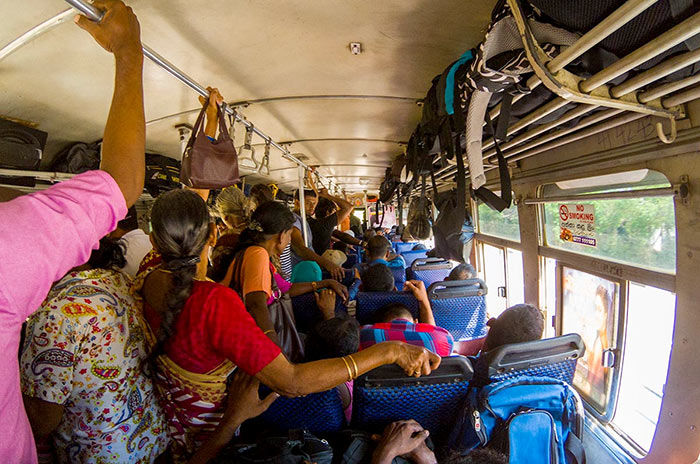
[145,153,181,198]
[50,141,101,174]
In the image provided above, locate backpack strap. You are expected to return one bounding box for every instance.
[471,111,512,212]
[565,433,586,464]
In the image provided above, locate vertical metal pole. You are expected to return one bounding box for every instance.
[363,191,370,230]
[297,164,308,247]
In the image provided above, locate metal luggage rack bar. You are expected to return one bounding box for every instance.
[426,0,700,192]
[62,0,341,194]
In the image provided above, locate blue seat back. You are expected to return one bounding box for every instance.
[427,279,489,341]
[400,250,428,268]
[344,253,358,269]
[481,334,585,385]
[257,388,345,434]
[291,293,347,334]
[356,292,419,325]
[408,258,453,288]
[321,268,355,288]
[395,242,419,254]
[390,266,406,291]
[353,356,473,442]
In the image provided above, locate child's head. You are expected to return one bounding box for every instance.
[304,316,360,361]
[447,263,476,281]
[361,263,395,292]
[373,302,414,324]
[482,304,544,352]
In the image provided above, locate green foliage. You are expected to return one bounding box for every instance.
[544,197,676,272]
[478,201,521,242]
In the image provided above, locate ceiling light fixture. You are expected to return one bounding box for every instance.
[349,42,362,55]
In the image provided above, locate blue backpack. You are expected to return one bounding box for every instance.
[450,376,586,464]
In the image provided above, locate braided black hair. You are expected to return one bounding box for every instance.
[149,189,210,358]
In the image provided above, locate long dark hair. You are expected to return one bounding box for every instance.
[149,189,210,354]
[88,236,126,270]
[229,201,294,294]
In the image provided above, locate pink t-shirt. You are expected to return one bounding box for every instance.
[0,170,126,464]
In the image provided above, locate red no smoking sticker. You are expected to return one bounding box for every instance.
[559,205,569,221]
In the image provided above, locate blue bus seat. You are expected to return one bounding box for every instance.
[291,293,347,334]
[321,268,355,288]
[395,242,419,254]
[390,266,406,291]
[408,258,453,287]
[427,279,489,342]
[356,292,419,325]
[344,253,358,269]
[480,333,586,385]
[400,250,428,268]
[352,356,473,442]
[256,387,345,435]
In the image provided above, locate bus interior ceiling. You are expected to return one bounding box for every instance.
[0,0,495,192]
[3,0,700,463]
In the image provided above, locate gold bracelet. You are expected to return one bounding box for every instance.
[340,356,353,382]
[311,281,318,291]
[263,329,275,336]
[348,354,359,379]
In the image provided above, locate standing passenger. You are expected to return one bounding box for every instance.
[20,238,168,462]
[0,2,145,461]
[135,190,440,461]
[109,205,152,277]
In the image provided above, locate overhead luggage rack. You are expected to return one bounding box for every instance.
[423,0,700,191]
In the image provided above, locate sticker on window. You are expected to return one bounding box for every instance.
[559,204,596,247]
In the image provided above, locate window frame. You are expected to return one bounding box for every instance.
[475,234,523,310]
[554,262,629,423]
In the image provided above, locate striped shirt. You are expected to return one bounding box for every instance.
[359,319,454,356]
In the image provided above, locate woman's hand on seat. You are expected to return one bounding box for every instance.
[314,289,337,319]
[322,279,349,303]
[393,343,441,377]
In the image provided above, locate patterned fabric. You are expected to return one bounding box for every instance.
[20,269,168,463]
[430,294,489,341]
[360,319,454,357]
[152,354,234,462]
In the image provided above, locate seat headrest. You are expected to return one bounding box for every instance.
[428,279,487,298]
[356,355,474,387]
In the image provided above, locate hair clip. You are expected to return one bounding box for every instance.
[248,220,264,232]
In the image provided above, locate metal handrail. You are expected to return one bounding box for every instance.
[63,0,341,193]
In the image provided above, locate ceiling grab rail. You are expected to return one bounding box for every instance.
[62,0,342,191]
[237,124,259,172]
[259,140,271,176]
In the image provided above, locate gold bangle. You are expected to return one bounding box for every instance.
[340,356,353,382]
[311,281,318,291]
[348,354,359,379]
[263,329,275,336]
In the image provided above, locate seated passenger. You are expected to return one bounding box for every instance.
[361,236,406,270]
[136,189,440,461]
[109,205,152,276]
[447,263,477,281]
[412,243,427,251]
[20,237,168,462]
[360,280,455,357]
[481,304,545,352]
[360,263,397,292]
[224,201,349,361]
[304,289,360,424]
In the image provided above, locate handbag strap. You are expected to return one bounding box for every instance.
[216,104,232,142]
[184,101,209,155]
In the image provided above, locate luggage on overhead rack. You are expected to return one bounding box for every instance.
[50,141,101,174]
[0,119,47,171]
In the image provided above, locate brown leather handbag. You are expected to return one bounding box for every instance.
[180,100,240,189]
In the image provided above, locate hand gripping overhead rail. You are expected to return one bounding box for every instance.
[63,0,339,194]
[431,0,700,187]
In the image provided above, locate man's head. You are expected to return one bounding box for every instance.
[294,189,318,216]
[360,263,395,292]
[373,302,414,324]
[304,316,360,361]
[482,304,544,352]
[366,235,391,261]
[363,229,377,241]
[447,263,476,281]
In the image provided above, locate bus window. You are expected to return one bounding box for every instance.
[539,257,557,339]
[505,248,524,307]
[477,244,524,317]
[477,199,520,242]
[613,283,675,452]
[541,170,676,273]
[560,266,621,416]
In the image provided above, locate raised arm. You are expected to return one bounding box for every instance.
[319,188,353,225]
[332,229,363,247]
[404,280,435,326]
[76,0,144,207]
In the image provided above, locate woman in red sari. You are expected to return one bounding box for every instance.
[135,189,440,462]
